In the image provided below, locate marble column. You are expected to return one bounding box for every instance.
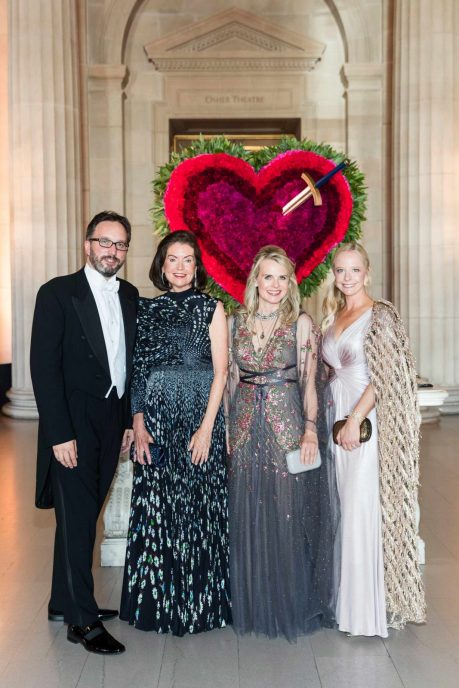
[306,62,385,324]
[87,63,132,563]
[87,64,127,216]
[3,0,83,419]
[341,63,386,299]
[87,63,128,281]
[0,0,11,371]
[392,0,459,412]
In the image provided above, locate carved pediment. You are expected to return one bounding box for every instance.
[144,8,325,72]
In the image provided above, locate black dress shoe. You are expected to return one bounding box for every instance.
[67,620,125,655]
[48,606,118,622]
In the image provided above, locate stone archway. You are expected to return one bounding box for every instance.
[99,0,147,64]
[93,1,391,565]
[93,0,386,295]
[323,0,380,62]
[99,0,380,68]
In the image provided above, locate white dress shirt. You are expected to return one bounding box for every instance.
[84,263,126,398]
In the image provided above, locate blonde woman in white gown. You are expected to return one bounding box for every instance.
[321,242,425,637]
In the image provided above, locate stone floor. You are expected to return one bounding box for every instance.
[0,415,458,688]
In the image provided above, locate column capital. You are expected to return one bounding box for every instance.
[341,62,383,90]
[87,63,127,82]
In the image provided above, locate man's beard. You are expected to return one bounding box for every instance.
[89,251,124,277]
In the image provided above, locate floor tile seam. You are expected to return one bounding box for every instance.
[236,634,241,688]
[420,483,457,508]
[428,596,459,618]
[408,631,459,667]
[0,619,62,676]
[314,654,407,687]
[383,627,459,675]
[45,625,64,659]
[389,654,411,688]
[311,651,324,688]
[74,651,90,688]
[312,634,391,660]
[0,662,8,683]
[406,624,459,659]
[101,571,120,607]
[418,525,458,561]
[371,649,408,688]
[155,634,168,688]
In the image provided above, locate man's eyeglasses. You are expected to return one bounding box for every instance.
[88,237,129,251]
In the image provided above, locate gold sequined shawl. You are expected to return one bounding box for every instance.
[364,300,426,628]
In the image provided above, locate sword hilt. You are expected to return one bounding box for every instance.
[282,173,322,216]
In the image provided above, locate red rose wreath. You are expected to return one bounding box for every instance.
[153,137,366,309]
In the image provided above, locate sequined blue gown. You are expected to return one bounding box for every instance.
[227,313,336,641]
[120,289,231,635]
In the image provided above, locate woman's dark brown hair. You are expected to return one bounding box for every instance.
[149,230,208,291]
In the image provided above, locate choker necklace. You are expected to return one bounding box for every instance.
[255,309,280,321]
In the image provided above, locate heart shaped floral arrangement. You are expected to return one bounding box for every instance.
[153,137,366,308]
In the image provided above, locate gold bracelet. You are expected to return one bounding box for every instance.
[349,409,365,424]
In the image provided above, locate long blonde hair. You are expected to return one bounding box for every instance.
[242,246,300,331]
[322,242,371,331]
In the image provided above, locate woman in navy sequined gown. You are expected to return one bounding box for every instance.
[120,231,231,635]
[226,246,337,641]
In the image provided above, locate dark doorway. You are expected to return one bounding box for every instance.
[170,118,301,153]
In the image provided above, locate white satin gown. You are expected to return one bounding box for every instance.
[322,309,388,637]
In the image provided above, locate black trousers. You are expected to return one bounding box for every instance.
[50,389,124,626]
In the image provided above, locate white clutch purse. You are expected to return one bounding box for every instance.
[285,448,322,474]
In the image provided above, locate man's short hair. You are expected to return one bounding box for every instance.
[85,211,132,243]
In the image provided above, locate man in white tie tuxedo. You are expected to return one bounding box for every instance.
[30,211,138,655]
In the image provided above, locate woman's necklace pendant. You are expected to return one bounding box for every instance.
[260,332,265,340]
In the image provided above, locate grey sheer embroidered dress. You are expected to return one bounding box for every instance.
[226,312,336,641]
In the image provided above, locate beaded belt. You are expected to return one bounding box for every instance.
[239,364,297,414]
[239,363,297,386]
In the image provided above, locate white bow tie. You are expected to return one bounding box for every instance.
[101,280,120,294]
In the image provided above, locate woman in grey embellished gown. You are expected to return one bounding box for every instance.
[226,246,336,641]
[120,231,231,635]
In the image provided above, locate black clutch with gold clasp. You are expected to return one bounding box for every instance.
[332,417,372,445]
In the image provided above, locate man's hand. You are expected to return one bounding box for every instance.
[52,440,78,468]
[121,429,134,454]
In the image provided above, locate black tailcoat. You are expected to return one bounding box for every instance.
[30,268,138,508]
